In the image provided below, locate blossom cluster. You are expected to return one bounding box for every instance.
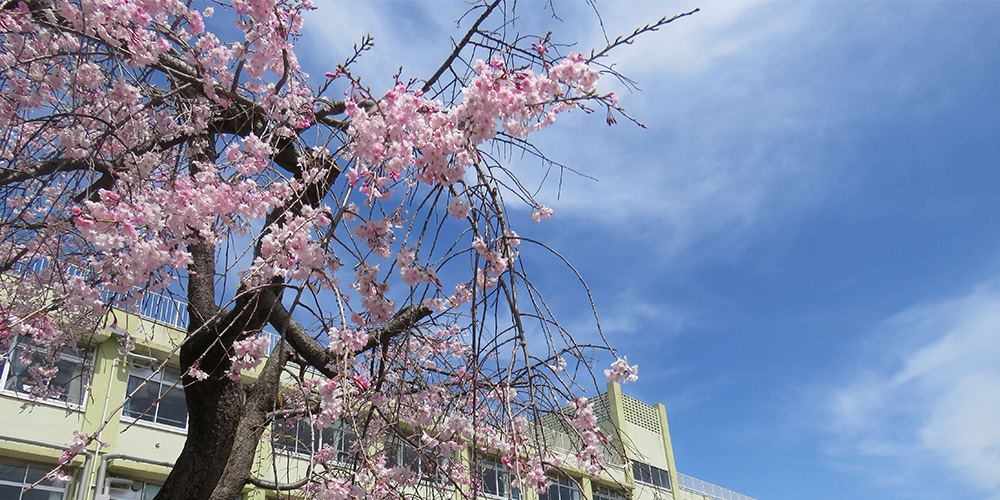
[345,54,599,199]
[604,357,639,384]
[225,334,271,380]
[566,398,612,475]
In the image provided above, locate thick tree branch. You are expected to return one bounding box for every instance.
[185,134,222,335]
[363,303,434,352]
[267,297,432,378]
[0,158,115,188]
[247,474,311,491]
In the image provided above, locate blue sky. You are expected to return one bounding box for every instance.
[300,2,1000,500]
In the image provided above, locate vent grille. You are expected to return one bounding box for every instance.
[622,394,660,433]
[590,392,611,424]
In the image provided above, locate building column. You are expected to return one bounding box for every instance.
[604,381,634,488]
[80,332,130,500]
[654,404,679,496]
[580,474,593,500]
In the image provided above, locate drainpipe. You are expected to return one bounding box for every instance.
[0,433,94,500]
[94,454,175,500]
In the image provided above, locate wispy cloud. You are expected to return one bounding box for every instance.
[302,1,460,91]
[517,1,837,262]
[826,283,1000,498]
[583,0,796,78]
[300,1,830,263]
[595,288,690,339]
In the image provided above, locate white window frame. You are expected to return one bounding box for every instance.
[477,457,520,500]
[632,461,671,490]
[272,418,356,464]
[0,337,91,409]
[385,437,446,483]
[540,473,580,500]
[593,484,629,500]
[104,476,161,500]
[121,361,188,431]
[0,458,69,500]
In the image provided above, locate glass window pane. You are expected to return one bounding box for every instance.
[540,474,578,500]
[4,349,33,394]
[23,464,52,485]
[156,388,187,428]
[384,442,398,467]
[317,425,338,451]
[297,421,315,454]
[129,365,155,380]
[124,377,157,422]
[142,483,161,500]
[2,341,90,406]
[21,488,65,500]
[50,356,85,404]
[483,467,499,495]
[0,460,66,500]
[401,444,420,473]
[335,430,356,464]
[0,484,23,499]
[124,364,186,428]
[479,458,519,499]
[271,418,296,452]
[0,461,26,482]
[632,461,669,490]
[158,369,180,386]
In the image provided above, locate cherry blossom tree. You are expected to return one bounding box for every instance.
[0,1,685,499]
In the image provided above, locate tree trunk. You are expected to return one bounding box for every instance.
[209,346,286,500]
[154,375,244,500]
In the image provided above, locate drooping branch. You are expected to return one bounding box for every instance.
[587,8,700,63]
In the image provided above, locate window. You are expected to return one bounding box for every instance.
[0,459,68,500]
[123,362,187,429]
[631,461,670,490]
[538,473,579,500]
[385,438,445,482]
[593,484,629,500]
[477,457,520,499]
[105,477,161,500]
[272,418,356,464]
[0,338,90,406]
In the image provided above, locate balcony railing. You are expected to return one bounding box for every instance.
[125,293,286,355]
[124,290,190,330]
[17,258,191,330]
[677,473,757,500]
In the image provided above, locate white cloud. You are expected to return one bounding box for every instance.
[827,284,1000,496]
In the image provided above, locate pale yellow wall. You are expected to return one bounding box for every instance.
[0,398,87,446]
[112,423,187,464]
[1,318,743,500]
[621,422,668,469]
[602,382,678,500]
[0,313,197,500]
